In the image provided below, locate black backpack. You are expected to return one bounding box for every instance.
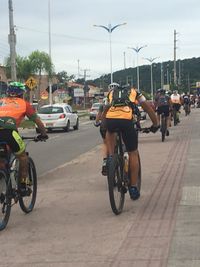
[111,86,131,107]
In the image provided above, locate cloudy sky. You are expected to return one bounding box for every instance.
[1,0,200,79]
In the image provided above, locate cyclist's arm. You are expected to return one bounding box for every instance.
[136,94,158,126]
[25,102,47,136]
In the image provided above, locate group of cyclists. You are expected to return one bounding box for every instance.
[0,80,191,204]
[95,83,192,201]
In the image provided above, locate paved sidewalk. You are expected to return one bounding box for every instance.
[1,108,200,267]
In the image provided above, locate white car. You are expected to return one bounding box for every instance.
[36,103,79,133]
[89,103,101,120]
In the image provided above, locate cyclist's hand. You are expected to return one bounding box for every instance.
[94,121,101,127]
[150,124,160,133]
[36,134,49,141]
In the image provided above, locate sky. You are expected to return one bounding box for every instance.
[1,0,200,80]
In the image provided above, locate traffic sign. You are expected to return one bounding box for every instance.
[25,76,37,90]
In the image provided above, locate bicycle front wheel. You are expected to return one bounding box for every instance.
[18,157,37,213]
[107,155,125,215]
[0,170,12,231]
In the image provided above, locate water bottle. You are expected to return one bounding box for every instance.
[124,152,129,174]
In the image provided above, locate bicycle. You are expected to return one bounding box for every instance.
[184,103,190,116]
[0,136,45,231]
[172,106,179,126]
[160,112,168,142]
[106,126,151,215]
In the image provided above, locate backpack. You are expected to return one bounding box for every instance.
[111,86,131,107]
[183,96,189,104]
[157,94,168,106]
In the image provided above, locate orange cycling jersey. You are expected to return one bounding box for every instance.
[106,88,138,120]
[0,97,37,129]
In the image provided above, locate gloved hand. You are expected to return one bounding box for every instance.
[94,121,101,127]
[150,125,160,133]
[37,134,49,141]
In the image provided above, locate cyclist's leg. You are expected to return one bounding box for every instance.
[106,119,119,157]
[100,124,108,175]
[11,131,28,184]
[121,121,140,200]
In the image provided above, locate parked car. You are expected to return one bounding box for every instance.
[89,102,101,120]
[36,103,79,133]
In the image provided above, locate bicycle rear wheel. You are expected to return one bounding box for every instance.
[161,115,166,142]
[18,157,37,213]
[107,155,125,215]
[0,170,12,231]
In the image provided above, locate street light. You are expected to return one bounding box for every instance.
[48,0,52,105]
[93,22,126,84]
[128,45,147,92]
[144,57,158,100]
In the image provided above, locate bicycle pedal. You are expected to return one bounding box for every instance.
[121,186,127,194]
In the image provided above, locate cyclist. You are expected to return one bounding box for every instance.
[182,92,191,115]
[94,97,109,176]
[105,83,159,200]
[0,81,48,194]
[154,88,172,136]
[170,90,182,124]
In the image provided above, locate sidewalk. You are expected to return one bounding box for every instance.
[1,108,200,267]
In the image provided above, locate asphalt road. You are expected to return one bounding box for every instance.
[19,118,102,176]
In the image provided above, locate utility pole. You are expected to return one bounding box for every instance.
[82,69,90,109]
[8,0,17,81]
[77,59,80,79]
[174,29,177,86]
[123,51,126,69]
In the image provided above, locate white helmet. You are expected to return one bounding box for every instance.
[108,82,120,90]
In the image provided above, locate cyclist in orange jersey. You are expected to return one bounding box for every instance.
[0,82,48,194]
[105,83,159,200]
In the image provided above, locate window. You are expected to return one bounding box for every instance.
[38,106,63,114]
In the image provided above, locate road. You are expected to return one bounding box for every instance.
[1,108,200,267]
[19,118,102,176]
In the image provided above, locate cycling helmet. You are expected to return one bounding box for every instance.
[108,82,120,90]
[157,88,165,94]
[173,90,178,94]
[7,81,26,97]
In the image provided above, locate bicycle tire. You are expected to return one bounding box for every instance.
[107,155,125,215]
[18,157,37,213]
[173,109,177,126]
[0,169,12,231]
[161,115,166,142]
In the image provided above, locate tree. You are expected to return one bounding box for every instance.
[28,50,54,99]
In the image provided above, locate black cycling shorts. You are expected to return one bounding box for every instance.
[172,103,181,111]
[0,129,25,154]
[157,105,170,117]
[106,118,138,152]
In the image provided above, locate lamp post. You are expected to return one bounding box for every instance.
[93,22,126,84]
[144,57,158,100]
[128,45,147,92]
[48,0,52,105]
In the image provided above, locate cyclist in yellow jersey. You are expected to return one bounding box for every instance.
[0,82,48,193]
[105,83,159,200]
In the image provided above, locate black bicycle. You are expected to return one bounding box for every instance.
[107,126,150,215]
[0,136,44,231]
[160,112,168,142]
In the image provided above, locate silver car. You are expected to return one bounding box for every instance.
[36,103,79,132]
[89,102,101,120]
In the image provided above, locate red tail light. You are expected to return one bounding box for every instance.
[59,114,66,119]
